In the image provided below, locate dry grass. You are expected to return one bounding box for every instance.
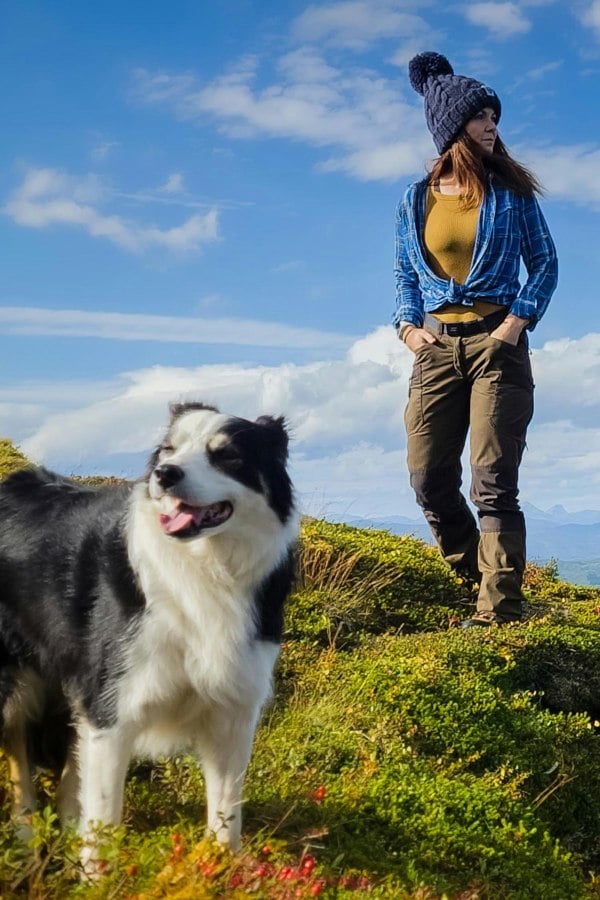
[298,539,403,600]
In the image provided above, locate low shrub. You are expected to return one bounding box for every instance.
[0,439,30,480]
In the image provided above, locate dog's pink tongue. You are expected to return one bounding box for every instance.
[159,504,201,534]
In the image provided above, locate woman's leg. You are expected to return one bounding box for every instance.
[468,331,534,621]
[405,338,478,577]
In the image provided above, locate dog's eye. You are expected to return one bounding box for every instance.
[159,443,174,454]
[211,443,241,464]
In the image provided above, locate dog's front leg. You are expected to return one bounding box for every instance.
[196,705,260,851]
[56,737,81,825]
[76,719,134,877]
[4,709,37,841]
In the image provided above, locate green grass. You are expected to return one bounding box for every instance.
[1,440,600,898]
[0,438,30,480]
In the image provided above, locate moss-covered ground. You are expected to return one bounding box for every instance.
[0,442,599,898]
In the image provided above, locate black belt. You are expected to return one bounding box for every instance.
[424,309,507,337]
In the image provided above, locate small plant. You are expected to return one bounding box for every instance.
[0,439,30,480]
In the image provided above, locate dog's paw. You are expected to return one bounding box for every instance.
[14,813,34,846]
[79,841,110,881]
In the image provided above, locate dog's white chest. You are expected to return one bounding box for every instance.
[122,586,250,703]
[114,575,278,759]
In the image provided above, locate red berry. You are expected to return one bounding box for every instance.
[261,844,272,855]
[198,861,216,877]
[171,831,183,845]
[173,843,184,857]
[229,873,243,888]
[310,881,325,896]
[301,855,316,874]
[126,864,138,877]
[312,785,327,803]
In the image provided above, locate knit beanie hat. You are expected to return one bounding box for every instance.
[408,51,501,154]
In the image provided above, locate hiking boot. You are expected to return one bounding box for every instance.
[461,611,521,629]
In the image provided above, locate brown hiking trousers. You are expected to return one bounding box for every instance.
[405,327,534,620]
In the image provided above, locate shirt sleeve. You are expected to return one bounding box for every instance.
[393,196,424,329]
[509,195,558,328]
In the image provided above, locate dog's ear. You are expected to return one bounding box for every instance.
[169,401,219,423]
[255,415,289,461]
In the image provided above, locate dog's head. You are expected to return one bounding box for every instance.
[146,402,294,540]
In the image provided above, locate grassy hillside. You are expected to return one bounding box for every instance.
[1,441,600,898]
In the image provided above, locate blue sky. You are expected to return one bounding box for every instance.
[1,0,600,521]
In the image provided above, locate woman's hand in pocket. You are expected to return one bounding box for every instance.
[490,314,528,347]
[404,327,439,354]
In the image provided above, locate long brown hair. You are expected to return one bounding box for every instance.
[428,132,542,209]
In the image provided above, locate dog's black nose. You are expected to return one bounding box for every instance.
[154,464,185,488]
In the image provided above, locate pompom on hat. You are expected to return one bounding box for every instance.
[408,51,501,154]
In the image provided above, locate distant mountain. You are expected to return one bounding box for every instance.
[526,520,600,562]
[556,559,600,587]
[521,502,600,527]
[340,506,600,587]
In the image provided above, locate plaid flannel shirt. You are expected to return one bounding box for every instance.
[393,177,558,331]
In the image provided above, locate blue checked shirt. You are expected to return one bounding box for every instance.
[393,177,558,330]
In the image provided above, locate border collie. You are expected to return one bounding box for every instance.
[0,402,298,872]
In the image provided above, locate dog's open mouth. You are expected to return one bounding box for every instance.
[159,500,233,537]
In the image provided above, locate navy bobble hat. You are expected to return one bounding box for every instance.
[408,51,501,154]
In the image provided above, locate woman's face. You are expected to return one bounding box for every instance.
[464,107,498,153]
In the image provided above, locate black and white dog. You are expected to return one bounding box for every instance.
[0,402,298,871]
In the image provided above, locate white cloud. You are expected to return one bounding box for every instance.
[159,172,185,193]
[296,445,413,521]
[132,53,432,182]
[291,1,432,50]
[522,421,600,511]
[519,143,600,206]
[526,334,600,425]
[9,328,600,517]
[463,2,531,37]
[580,0,600,36]
[0,378,119,447]
[319,141,427,180]
[131,44,600,192]
[527,60,562,80]
[271,259,305,274]
[3,167,219,254]
[90,140,120,162]
[13,326,413,489]
[0,306,355,351]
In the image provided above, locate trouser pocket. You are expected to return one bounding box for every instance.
[471,334,534,472]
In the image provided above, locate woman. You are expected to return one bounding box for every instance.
[394,52,558,627]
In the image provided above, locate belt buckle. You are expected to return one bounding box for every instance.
[446,323,461,337]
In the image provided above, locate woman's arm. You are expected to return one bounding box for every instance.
[509,194,558,327]
[393,198,424,332]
